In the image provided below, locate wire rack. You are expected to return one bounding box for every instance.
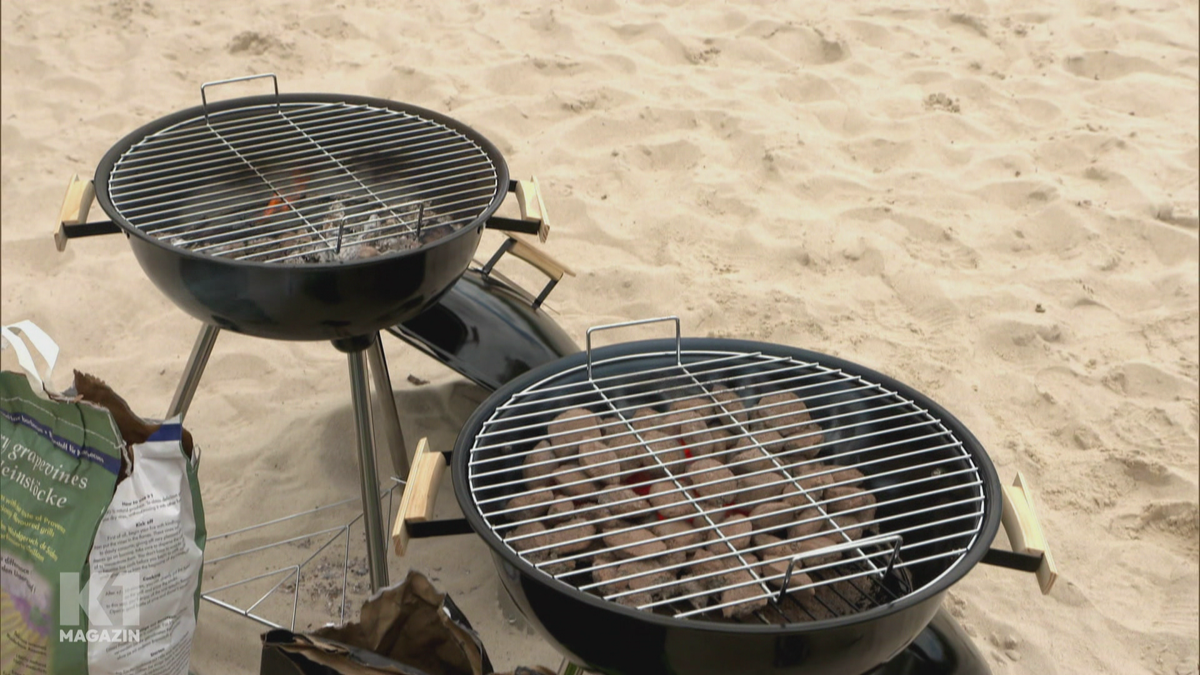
[200,478,403,630]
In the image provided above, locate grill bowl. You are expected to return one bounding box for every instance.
[453,337,1003,675]
[93,93,509,341]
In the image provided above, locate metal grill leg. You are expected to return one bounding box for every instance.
[167,324,220,419]
[348,350,389,592]
[366,334,410,479]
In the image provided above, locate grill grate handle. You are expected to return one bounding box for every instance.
[201,73,280,124]
[777,533,904,602]
[585,316,682,380]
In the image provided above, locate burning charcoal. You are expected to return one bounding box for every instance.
[648,482,693,520]
[614,591,655,608]
[608,431,648,472]
[750,392,823,447]
[682,548,733,597]
[686,459,738,508]
[782,429,824,459]
[419,226,451,245]
[552,463,599,497]
[737,472,787,505]
[653,519,703,551]
[507,522,549,553]
[590,553,625,594]
[545,498,576,524]
[780,481,812,508]
[752,533,797,561]
[548,408,603,456]
[642,429,685,466]
[792,535,844,568]
[719,558,768,618]
[630,407,665,433]
[710,384,750,426]
[728,430,786,461]
[597,488,653,519]
[522,441,558,490]
[597,416,622,439]
[826,514,871,540]
[604,528,668,560]
[668,397,716,421]
[760,557,814,595]
[577,441,622,485]
[747,501,794,531]
[708,427,732,453]
[689,548,725,576]
[707,514,752,553]
[665,411,721,457]
[598,518,634,533]
[654,520,701,567]
[506,490,555,522]
[377,231,417,253]
[659,549,689,568]
[827,466,866,488]
[825,486,877,523]
[785,508,824,540]
[787,462,835,495]
[547,518,597,555]
[728,447,776,476]
[754,429,789,454]
[618,560,676,596]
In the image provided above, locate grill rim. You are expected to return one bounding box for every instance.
[92,92,510,269]
[452,336,1003,634]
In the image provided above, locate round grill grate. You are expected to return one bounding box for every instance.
[105,100,500,264]
[466,338,988,625]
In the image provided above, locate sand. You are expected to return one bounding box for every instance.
[1,0,1197,673]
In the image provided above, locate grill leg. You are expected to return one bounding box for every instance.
[366,334,410,479]
[348,349,390,592]
[167,324,220,419]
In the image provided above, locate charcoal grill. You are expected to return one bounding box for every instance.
[396,318,1056,675]
[52,74,566,597]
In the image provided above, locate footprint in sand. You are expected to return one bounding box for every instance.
[226,31,290,56]
[1063,51,1170,80]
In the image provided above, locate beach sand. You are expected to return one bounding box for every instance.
[2,0,1197,673]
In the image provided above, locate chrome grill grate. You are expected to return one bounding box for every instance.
[467,320,986,624]
[106,100,499,264]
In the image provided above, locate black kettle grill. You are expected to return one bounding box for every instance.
[53,74,576,595]
[394,319,1057,675]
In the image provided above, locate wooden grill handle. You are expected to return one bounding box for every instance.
[999,472,1058,595]
[513,176,551,243]
[55,174,96,251]
[505,235,575,282]
[392,437,447,556]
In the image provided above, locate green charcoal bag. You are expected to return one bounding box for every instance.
[0,370,125,674]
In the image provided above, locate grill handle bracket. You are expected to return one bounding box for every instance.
[201,73,280,124]
[984,471,1058,595]
[479,237,576,310]
[585,317,682,380]
[481,176,575,309]
[54,174,120,252]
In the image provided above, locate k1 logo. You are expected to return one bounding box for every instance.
[58,572,142,643]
